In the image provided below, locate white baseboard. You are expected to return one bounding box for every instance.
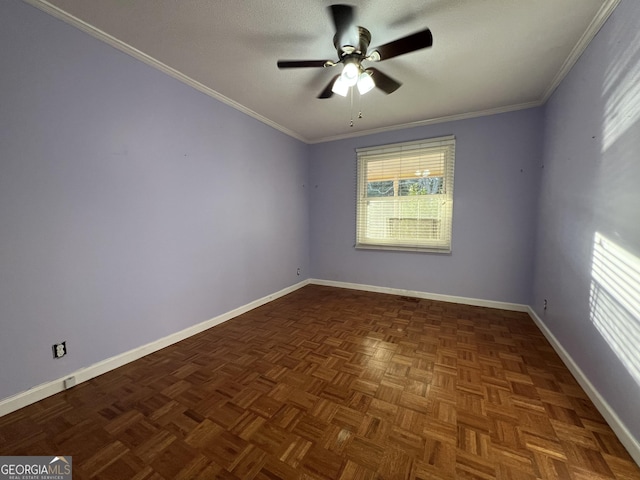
[0,280,310,417]
[527,306,640,465]
[0,278,522,417]
[311,279,640,464]
[3,278,638,468]
[309,278,529,312]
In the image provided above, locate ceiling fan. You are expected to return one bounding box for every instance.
[277,4,433,99]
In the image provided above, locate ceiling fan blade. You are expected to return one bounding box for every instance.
[317,75,340,99]
[373,28,433,61]
[277,60,330,69]
[367,68,402,94]
[330,4,358,47]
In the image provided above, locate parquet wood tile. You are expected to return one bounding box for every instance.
[1,285,639,479]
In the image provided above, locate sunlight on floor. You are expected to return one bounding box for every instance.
[590,232,640,386]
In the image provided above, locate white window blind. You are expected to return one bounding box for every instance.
[356,135,455,252]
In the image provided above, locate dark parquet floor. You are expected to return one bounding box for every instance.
[1,285,639,479]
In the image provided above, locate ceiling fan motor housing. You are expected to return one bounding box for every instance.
[334,26,371,57]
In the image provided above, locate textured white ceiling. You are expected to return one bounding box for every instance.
[27,0,618,143]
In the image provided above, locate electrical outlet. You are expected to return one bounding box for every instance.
[52,342,67,359]
[297,267,301,276]
[543,299,548,311]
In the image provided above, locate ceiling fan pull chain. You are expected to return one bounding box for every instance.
[350,87,354,127]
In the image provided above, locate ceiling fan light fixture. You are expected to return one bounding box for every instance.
[367,50,381,62]
[357,71,375,94]
[278,5,435,103]
[341,61,360,87]
[331,75,349,97]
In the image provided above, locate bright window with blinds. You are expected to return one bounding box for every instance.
[356,135,455,252]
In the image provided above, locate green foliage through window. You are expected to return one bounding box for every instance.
[367,180,394,197]
[399,177,443,196]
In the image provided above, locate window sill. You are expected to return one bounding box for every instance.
[355,243,451,254]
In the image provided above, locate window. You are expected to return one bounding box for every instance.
[356,135,455,253]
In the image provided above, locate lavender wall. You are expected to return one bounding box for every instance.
[3,0,638,456]
[532,0,640,440]
[309,109,543,304]
[0,0,309,400]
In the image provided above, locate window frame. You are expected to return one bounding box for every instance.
[355,135,455,253]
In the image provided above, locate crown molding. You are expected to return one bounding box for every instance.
[21,0,308,143]
[309,101,543,144]
[21,0,620,145]
[541,0,621,103]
